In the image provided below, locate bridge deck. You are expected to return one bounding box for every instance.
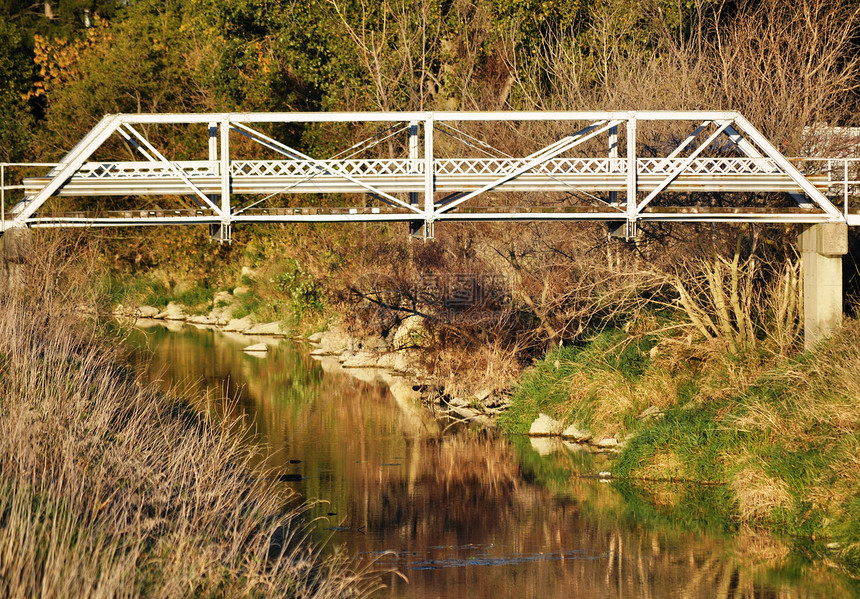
[22,205,854,228]
[22,158,829,197]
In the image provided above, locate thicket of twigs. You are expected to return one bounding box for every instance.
[328,0,860,388]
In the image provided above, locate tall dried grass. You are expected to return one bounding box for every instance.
[672,242,803,357]
[0,234,379,598]
[730,465,794,523]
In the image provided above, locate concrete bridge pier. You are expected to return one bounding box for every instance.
[0,227,31,289]
[801,222,847,350]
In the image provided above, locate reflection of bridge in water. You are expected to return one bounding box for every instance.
[1,110,857,345]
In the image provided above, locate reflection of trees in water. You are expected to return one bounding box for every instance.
[368,434,522,539]
[129,324,327,462]
[346,435,837,598]
[600,527,816,599]
[129,325,852,599]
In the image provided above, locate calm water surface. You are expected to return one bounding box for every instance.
[128,322,854,598]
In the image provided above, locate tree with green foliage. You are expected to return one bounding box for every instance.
[0,21,35,161]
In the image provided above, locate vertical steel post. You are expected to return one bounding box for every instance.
[207,122,218,238]
[845,158,849,217]
[219,118,231,242]
[423,116,435,239]
[408,121,421,237]
[1,164,5,233]
[608,126,618,206]
[220,119,230,216]
[625,113,637,236]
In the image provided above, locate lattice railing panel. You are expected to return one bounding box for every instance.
[637,157,781,175]
[65,157,799,182]
[434,157,626,175]
[231,159,422,178]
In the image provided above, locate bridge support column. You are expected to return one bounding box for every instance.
[0,227,31,289]
[209,222,232,244]
[412,116,435,241]
[608,220,636,240]
[801,222,847,349]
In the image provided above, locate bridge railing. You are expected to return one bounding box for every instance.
[1,163,58,233]
[790,158,860,217]
[3,156,860,229]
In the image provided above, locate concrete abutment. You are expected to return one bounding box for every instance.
[801,222,848,350]
[0,227,31,289]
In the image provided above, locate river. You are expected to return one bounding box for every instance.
[127,321,855,598]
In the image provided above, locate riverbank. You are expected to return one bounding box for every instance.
[0,259,379,596]
[134,317,860,598]
[109,261,860,580]
[126,302,860,593]
[498,323,860,578]
[114,286,514,427]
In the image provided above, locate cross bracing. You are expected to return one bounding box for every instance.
[1,110,857,242]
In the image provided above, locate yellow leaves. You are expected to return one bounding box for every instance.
[255,40,273,76]
[29,16,113,100]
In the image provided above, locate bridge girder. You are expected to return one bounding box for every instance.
[1,110,852,242]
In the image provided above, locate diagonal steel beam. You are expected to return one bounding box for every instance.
[724,124,814,210]
[230,124,403,214]
[661,121,711,166]
[521,120,607,160]
[733,114,843,219]
[11,114,122,226]
[435,120,622,215]
[230,123,423,215]
[122,124,223,215]
[232,123,303,159]
[118,126,157,162]
[119,125,208,210]
[636,120,733,212]
[724,124,763,159]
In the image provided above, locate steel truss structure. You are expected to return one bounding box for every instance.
[1,111,854,241]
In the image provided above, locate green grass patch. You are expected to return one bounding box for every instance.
[114,276,173,309]
[501,318,860,579]
[615,401,746,482]
[498,328,658,435]
[171,285,214,315]
[230,290,264,320]
[105,273,217,314]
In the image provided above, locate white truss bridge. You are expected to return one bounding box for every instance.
[2,110,858,241]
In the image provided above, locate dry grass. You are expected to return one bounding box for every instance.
[562,369,637,436]
[425,340,522,400]
[0,235,380,598]
[635,366,683,411]
[724,319,860,444]
[638,451,686,484]
[730,466,793,523]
